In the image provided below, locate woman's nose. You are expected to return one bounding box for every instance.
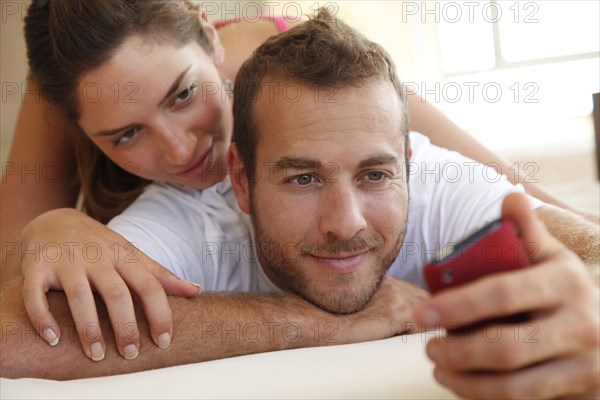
[159,126,197,166]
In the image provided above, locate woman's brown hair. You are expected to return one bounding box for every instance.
[24,0,213,223]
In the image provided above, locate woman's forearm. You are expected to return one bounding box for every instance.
[406,92,597,221]
[1,87,80,281]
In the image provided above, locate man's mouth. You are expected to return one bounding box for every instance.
[309,251,369,273]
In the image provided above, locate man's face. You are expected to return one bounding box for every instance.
[231,78,409,314]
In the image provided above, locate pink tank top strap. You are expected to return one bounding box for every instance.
[257,16,288,32]
[213,20,235,30]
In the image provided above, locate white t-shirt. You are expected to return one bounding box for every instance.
[108,132,543,291]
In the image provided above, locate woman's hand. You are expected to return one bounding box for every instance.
[16,209,201,361]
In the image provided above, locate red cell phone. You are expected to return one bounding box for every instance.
[424,217,530,294]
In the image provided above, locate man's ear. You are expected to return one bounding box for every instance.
[201,20,225,67]
[227,144,251,214]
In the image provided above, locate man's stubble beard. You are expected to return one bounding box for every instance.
[249,188,408,314]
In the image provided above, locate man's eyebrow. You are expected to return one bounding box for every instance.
[358,154,401,168]
[273,157,323,172]
[93,65,192,138]
[273,155,401,172]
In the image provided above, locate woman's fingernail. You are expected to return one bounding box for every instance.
[157,332,171,350]
[44,327,59,346]
[123,344,139,360]
[90,342,105,361]
[184,280,204,295]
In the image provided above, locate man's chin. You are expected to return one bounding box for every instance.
[294,268,387,314]
[303,286,375,315]
[320,301,369,315]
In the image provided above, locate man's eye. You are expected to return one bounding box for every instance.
[290,174,316,186]
[365,171,386,182]
[173,83,198,106]
[113,127,139,146]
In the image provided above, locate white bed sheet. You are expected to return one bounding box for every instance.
[1,333,456,399]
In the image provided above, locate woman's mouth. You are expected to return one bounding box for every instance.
[176,146,214,180]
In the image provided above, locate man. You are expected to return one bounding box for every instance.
[2,9,598,398]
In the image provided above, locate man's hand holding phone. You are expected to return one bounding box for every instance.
[415,192,600,399]
[423,216,530,294]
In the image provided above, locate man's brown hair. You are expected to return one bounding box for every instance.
[233,7,409,182]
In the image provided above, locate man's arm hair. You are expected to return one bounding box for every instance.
[536,205,599,283]
[0,277,344,380]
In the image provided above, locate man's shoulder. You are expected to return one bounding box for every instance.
[408,131,480,166]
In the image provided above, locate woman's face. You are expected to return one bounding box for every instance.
[77,35,232,189]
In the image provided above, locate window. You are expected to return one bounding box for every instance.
[439,1,599,73]
[435,0,599,152]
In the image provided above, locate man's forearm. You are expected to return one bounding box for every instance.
[537,205,599,286]
[1,277,353,380]
[536,205,599,265]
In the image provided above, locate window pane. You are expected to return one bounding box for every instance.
[498,1,600,62]
[435,58,599,151]
[438,10,496,73]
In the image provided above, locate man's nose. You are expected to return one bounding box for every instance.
[318,183,367,240]
[158,125,196,166]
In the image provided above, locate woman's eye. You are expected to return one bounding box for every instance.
[173,83,198,106]
[290,174,316,186]
[113,127,139,146]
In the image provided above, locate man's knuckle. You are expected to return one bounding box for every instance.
[494,339,524,368]
[584,352,600,387]
[578,313,600,348]
[498,384,525,400]
[447,343,473,368]
[558,255,589,292]
[484,373,530,400]
[493,278,518,311]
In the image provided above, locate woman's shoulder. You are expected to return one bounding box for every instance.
[134,179,233,213]
[216,17,305,81]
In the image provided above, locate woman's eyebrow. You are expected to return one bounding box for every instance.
[157,65,193,107]
[94,124,134,138]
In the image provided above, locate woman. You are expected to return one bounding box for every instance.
[2,0,593,361]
